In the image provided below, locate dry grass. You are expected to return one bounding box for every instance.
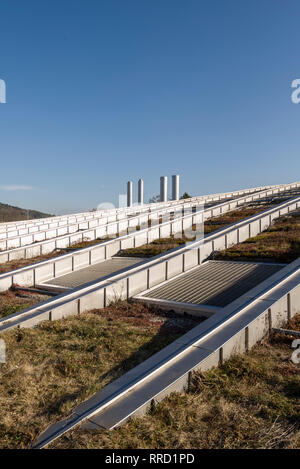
[287,314,300,331]
[51,314,300,450]
[204,204,276,235]
[0,238,112,275]
[215,213,300,263]
[66,237,115,251]
[0,302,299,449]
[0,301,200,449]
[0,289,51,319]
[117,237,191,258]
[117,204,281,259]
[0,251,68,275]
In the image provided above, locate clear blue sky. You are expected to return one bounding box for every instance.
[0,0,299,214]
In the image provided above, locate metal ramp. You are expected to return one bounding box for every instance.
[37,257,145,293]
[134,260,284,317]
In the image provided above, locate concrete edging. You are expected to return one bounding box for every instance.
[0,195,299,332]
[0,183,296,292]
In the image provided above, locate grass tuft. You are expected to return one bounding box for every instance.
[0,289,51,319]
[214,213,300,263]
[0,301,200,448]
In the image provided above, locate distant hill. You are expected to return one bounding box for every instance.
[0,202,53,223]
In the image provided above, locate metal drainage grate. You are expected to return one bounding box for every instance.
[138,260,284,308]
